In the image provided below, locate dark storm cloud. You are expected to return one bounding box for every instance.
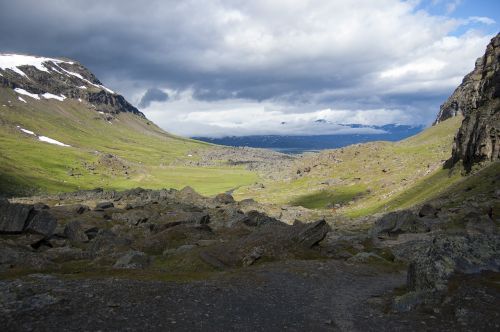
[0,0,496,136]
[139,88,169,108]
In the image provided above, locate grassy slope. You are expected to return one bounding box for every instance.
[0,88,257,196]
[234,117,464,218]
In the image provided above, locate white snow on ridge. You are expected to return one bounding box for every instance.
[42,93,66,101]
[0,54,71,77]
[99,85,115,94]
[78,85,87,89]
[14,88,41,100]
[18,96,27,103]
[38,136,71,147]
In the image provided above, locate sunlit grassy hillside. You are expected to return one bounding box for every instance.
[0,88,258,196]
[234,116,464,218]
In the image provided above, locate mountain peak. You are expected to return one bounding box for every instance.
[0,53,143,117]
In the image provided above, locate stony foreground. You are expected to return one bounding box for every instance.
[1,186,499,331]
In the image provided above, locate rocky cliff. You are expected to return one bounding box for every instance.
[434,33,499,171]
[0,54,143,117]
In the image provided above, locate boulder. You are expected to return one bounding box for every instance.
[371,210,429,238]
[244,210,279,227]
[94,201,114,211]
[0,200,32,233]
[25,211,57,237]
[418,204,438,218]
[63,220,89,242]
[293,219,329,248]
[88,229,132,257]
[407,234,500,292]
[214,193,235,205]
[242,246,264,266]
[113,250,150,269]
[112,210,150,226]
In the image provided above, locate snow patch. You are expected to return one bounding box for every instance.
[38,136,71,147]
[18,96,27,103]
[0,54,72,78]
[14,88,40,100]
[78,86,87,89]
[98,111,104,114]
[16,126,35,135]
[42,93,66,101]
[99,85,115,94]
[78,98,82,102]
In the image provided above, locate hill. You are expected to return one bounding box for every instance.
[0,54,258,196]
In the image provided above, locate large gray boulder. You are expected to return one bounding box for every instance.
[407,234,500,292]
[371,210,429,238]
[0,200,32,233]
[25,211,57,237]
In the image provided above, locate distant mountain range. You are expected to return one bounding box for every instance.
[193,124,425,153]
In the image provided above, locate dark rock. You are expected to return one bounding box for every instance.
[244,210,279,227]
[435,33,500,171]
[63,220,89,242]
[33,203,50,210]
[242,246,264,266]
[293,219,329,248]
[0,200,32,233]
[214,193,235,204]
[84,227,99,240]
[88,229,132,257]
[418,204,438,218]
[112,210,150,226]
[25,211,57,237]
[94,201,114,211]
[113,250,150,269]
[371,210,429,238]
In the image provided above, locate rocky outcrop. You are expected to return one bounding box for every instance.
[434,34,500,170]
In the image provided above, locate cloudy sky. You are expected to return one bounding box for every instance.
[1,0,498,137]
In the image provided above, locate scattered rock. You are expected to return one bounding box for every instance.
[214,193,235,204]
[113,250,150,269]
[244,210,279,227]
[418,204,438,218]
[242,246,264,266]
[347,252,385,264]
[94,201,114,211]
[63,220,89,243]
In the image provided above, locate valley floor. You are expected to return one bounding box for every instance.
[1,260,499,331]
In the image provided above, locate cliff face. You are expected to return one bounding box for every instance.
[435,34,500,171]
[0,54,143,117]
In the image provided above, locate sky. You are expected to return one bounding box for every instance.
[0,0,498,137]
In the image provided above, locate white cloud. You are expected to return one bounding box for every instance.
[143,89,415,137]
[3,0,495,136]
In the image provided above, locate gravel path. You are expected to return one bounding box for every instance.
[1,260,499,331]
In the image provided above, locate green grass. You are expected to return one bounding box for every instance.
[0,88,257,196]
[290,185,367,209]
